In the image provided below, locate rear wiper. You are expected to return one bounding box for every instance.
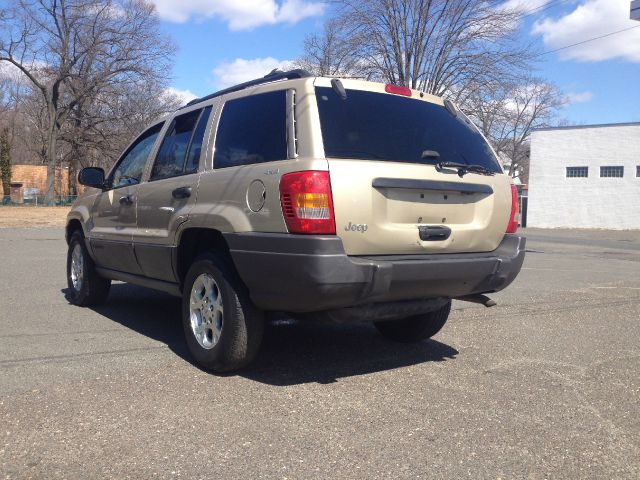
[465,164,496,176]
[435,161,496,177]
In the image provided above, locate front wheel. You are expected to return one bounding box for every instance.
[66,231,111,306]
[182,253,264,373]
[374,300,452,343]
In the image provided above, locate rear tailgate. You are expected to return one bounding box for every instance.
[329,159,512,255]
[314,78,512,256]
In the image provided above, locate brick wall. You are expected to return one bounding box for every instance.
[10,165,70,196]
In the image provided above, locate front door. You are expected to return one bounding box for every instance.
[88,123,164,274]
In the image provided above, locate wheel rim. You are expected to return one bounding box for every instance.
[70,243,84,292]
[189,273,224,350]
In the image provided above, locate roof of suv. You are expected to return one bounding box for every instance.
[173,69,447,117]
[182,69,313,110]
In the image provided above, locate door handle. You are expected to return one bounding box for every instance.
[119,195,133,206]
[172,186,192,199]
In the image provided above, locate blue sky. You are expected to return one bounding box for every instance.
[154,0,640,125]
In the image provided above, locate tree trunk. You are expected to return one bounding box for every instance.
[44,96,60,206]
[68,162,76,196]
[0,129,12,197]
[44,108,59,206]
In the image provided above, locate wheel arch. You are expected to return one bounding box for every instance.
[65,218,84,244]
[175,227,234,289]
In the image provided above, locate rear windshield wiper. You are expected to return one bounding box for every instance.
[435,161,496,177]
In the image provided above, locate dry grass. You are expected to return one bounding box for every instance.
[0,206,71,228]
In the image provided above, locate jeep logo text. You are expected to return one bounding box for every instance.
[345,222,368,232]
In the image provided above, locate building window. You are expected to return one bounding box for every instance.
[600,166,624,178]
[637,166,640,177]
[566,167,588,178]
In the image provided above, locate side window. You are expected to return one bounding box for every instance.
[110,123,163,189]
[150,110,199,181]
[185,106,212,174]
[150,106,212,181]
[213,91,287,169]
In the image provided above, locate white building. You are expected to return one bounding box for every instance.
[528,123,640,229]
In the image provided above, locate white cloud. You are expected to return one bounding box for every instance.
[164,87,198,104]
[0,62,21,82]
[0,60,49,84]
[532,0,640,62]
[212,57,294,89]
[565,91,593,104]
[150,0,325,30]
[500,0,549,13]
[273,0,325,24]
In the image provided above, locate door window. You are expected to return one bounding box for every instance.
[110,124,163,189]
[150,106,212,181]
[185,107,212,174]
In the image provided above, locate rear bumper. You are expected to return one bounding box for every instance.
[224,233,526,313]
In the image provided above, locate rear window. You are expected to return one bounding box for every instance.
[315,87,501,172]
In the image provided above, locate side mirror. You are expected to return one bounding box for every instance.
[78,167,105,189]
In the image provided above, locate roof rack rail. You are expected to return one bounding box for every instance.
[184,68,313,107]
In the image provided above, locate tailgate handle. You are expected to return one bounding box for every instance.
[419,225,451,241]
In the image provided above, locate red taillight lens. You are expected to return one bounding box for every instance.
[279,171,336,234]
[384,84,412,97]
[506,184,519,234]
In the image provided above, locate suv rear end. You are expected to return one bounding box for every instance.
[227,77,525,315]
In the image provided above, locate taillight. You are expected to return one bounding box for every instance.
[506,184,519,234]
[384,84,412,97]
[279,171,336,234]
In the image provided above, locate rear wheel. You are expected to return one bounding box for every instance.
[182,253,264,372]
[374,300,451,343]
[66,231,111,306]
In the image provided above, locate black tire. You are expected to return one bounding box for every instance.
[66,230,111,307]
[374,300,452,343]
[182,253,264,373]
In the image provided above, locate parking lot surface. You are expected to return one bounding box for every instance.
[1,227,639,479]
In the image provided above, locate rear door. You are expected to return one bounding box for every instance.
[134,106,213,282]
[314,82,512,256]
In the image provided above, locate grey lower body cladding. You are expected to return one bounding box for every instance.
[224,232,526,314]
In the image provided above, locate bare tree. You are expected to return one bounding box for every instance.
[302,0,533,100]
[295,18,373,78]
[465,77,564,182]
[0,66,41,168]
[60,80,182,192]
[0,0,174,204]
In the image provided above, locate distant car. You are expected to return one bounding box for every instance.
[65,70,525,372]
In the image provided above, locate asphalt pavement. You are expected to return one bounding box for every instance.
[1,227,639,479]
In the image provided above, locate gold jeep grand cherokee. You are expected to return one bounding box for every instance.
[65,70,525,372]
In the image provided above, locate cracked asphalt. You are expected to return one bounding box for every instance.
[1,227,639,479]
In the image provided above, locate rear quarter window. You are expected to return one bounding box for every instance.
[213,90,287,169]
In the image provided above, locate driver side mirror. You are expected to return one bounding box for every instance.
[78,167,105,190]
